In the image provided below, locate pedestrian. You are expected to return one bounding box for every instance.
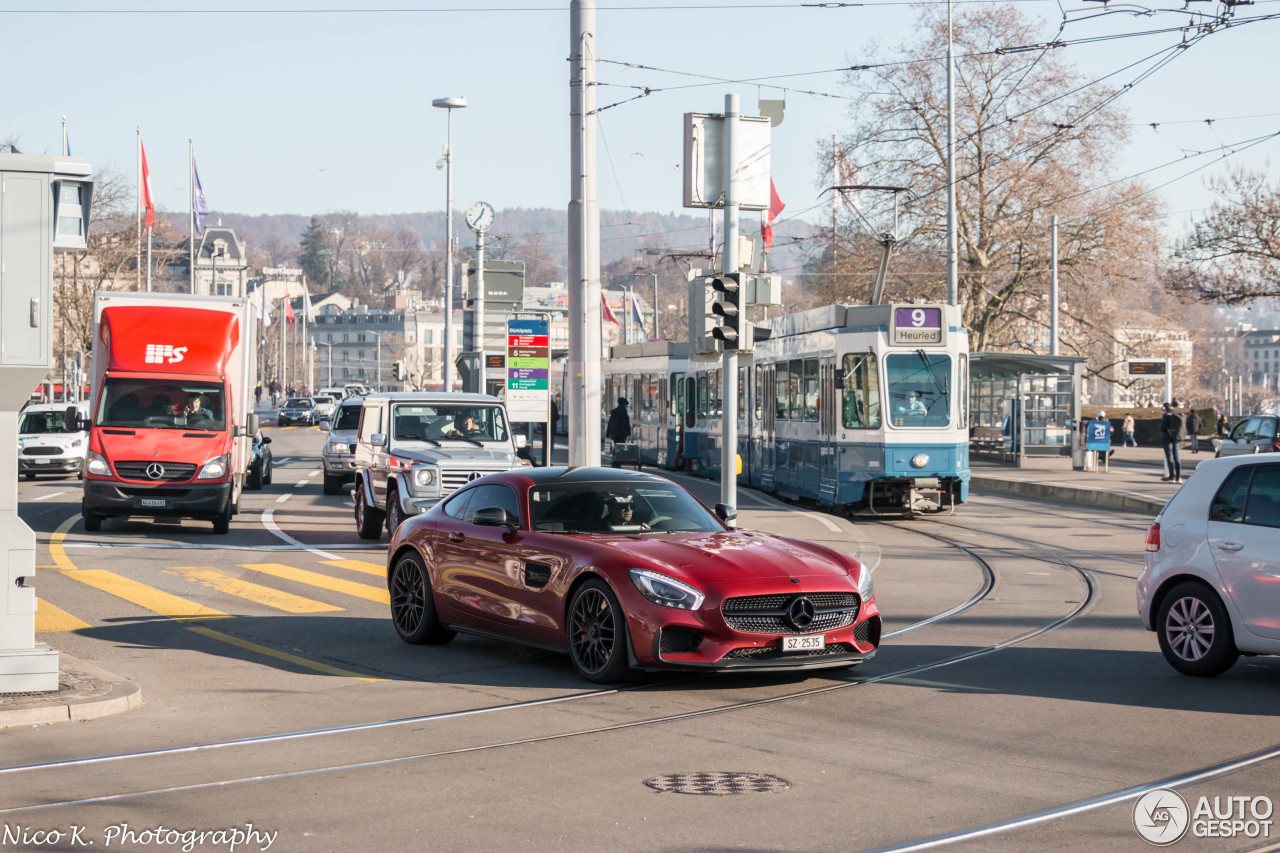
[1186,407,1203,454]
[1160,401,1185,484]
[544,394,560,467]
[255,384,262,405]
[1122,413,1137,447]
[1217,410,1229,438]
[606,397,631,468]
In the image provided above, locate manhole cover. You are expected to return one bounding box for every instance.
[643,772,790,796]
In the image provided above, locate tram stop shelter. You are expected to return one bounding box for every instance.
[969,353,1088,468]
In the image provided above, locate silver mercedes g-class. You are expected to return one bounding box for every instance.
[351,392,530,539]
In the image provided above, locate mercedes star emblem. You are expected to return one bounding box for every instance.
[787,596,816,631]
[467,472,483,482]
[145,462,165,480]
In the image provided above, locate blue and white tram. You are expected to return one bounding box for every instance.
[602,303,970,513]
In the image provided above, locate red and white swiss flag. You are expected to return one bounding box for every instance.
[140,139,155,229]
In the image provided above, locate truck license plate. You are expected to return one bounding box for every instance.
[782,634,825,652]
[140,499,169,508]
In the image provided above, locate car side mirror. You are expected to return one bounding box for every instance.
[514,434,528,449]
[262,435,272,445]
[64,406,83,432]
[471,506,518,529]
[246,413,259,436]
[714,503,737,524]
[318,419,332,431]
[371,433,387,447]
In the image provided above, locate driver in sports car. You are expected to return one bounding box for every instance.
[603,494,650,531]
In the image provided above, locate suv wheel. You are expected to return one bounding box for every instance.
[387,486,406,535]
[355,483,385,539]
[1157,581,1239,677]
[323,473,344,495]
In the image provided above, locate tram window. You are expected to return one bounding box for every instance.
[710,370,721,418]
[738,368,746,423]
[787,360,802,420]
[698,374,708,419]
[842,353,881,429]
[671,373,683,416]
[959,354,969,429]
[754,367,763,423]
[886,353,953,428]
[775,362,788,420]
[803,359,819,422]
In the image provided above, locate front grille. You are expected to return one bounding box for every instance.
[721,592,861,635]
[439,470,503,492]
[22,446,62,456]
[854,616,881,647]
[114,461,198,482]
[720,643,855,661]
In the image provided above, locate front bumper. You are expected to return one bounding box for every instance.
[323,456,357,477]
[623,586,883,672]
[83,479,232,520]
[20,456,83,474]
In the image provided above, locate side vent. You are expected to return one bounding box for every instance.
[524,563,552,589]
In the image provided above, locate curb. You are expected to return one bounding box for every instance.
[0,654,142,728]
[971,476,1167,515]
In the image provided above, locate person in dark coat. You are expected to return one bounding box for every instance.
[1186,407,1203,453]
[1217,410,1228,438]
[543,395,560,467]
[606,398,631,444]
[1160,402,1185,483]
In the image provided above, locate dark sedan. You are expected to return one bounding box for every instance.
[246,433,273,490]
[385,467,881,682]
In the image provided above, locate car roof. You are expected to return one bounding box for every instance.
[364,392,501,405]
[513,466,674,486]
[23,401,89,414]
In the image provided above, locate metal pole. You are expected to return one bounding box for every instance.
[474,231,486,394]
[377,333,382,392]
[568,0,601,467]
[189,139,195,293]
[946,0,958,307]
[652,273,659,341]
[722,92,740,513]
[1050,215,1059,356]
[444,110,455,393]
[1165,358,1173,405]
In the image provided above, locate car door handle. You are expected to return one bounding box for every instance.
[1216,542,1244,552]
[448,532,465,543]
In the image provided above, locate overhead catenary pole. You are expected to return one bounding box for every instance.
[1050,215,1059,356]
[136,129,142,290]
[568,0,601,467]
[433,96,467,393]
[722,92,740,513]
[946,0,958,307]
[189,140,195,293]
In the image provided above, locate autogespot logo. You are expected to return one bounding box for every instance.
[1134,789,1190,846]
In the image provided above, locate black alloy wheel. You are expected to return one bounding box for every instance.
[389,551,455,645]
[1157,581,1239,677]
[566,579,633,683]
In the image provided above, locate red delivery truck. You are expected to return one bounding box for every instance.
[81,292,258,533]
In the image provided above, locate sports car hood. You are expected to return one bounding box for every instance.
[590,530,857,582]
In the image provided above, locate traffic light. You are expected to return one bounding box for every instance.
[711,272,751,351]
[392,360,405,381]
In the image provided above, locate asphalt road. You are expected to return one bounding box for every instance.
[5,426,1279,853]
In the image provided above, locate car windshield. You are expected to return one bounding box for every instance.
[19,411,80,435]
[96,379,226,430]
[334,405,362,431]
[392,403,509,443]
[286,398,312,408]
[529,481,722,534]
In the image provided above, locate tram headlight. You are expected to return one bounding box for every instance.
[910,453,930,469]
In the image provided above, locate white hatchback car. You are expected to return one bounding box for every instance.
[1138,454,1280,676]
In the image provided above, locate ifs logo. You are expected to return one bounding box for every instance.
[145,344,188,364]
[1134,789,1190,846]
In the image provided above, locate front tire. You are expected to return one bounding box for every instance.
[355,484,385,539]
[389,550,455,644]
[1157,581,1239,677]
[386,486,406,536]
[212,497,232,534]
[323,473,344,495]
[566,579,634,683]
[82,507,102,532]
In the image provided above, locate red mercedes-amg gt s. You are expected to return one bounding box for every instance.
[385,467,880,683]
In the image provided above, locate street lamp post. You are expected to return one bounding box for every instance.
[433,96,467,393]
[318,340,333,388]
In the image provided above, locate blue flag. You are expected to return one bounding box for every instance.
[630,297,647,338]
[193,159,210,236]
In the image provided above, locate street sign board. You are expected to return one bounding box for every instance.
[506,314,550,423]
[682,113,771,211]
[890,305,945,346]
[465,260,525,304]
[1128,360,1168,376]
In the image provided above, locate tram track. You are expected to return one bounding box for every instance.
[1,521,1102,818]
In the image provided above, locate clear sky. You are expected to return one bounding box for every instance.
[3,1,1276,247]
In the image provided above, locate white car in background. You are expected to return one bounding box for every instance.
[18,401,90,480]
[1138,453,1280,676]
[312,394,338,420]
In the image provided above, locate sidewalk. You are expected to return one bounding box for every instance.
[971,443,1211,515]
[0,653,141,728]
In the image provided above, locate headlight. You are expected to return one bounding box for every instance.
[414,468,435,487]
[197,455,228,480]
[629,569,704,611]
[86,451,110,476]
[856,564,873,599]
[324,441,346,456]
[910,453,930,469]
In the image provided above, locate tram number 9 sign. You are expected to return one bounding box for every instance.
[891,306,944,346]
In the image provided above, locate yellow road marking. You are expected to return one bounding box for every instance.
[164,566,343,614]
[49,513,79,571]
[36,599,90,633]
[241,563,389,605]
[321,559,385,578]
[185,625,384,682]
[63,569,228,620]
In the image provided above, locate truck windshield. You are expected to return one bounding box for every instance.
[96,379,227,431]
[392,403,509,443]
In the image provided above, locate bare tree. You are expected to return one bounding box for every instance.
[1166,168,1280,304]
